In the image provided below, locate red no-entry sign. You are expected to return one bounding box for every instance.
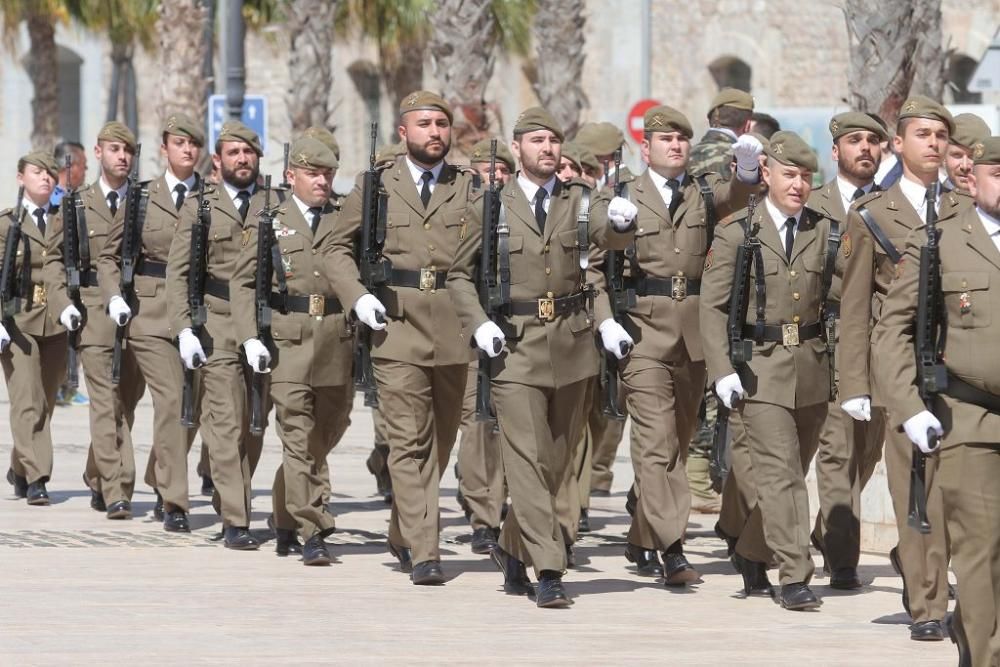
[627,99,662,143]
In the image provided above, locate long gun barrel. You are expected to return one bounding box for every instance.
[181,189,211,428]
[474,140,506,423]
[250,176,275,436]
[600,149,632,420]
[112,145,146,385]
[63,155,82,388]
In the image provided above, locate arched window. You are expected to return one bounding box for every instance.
[948,53,982,104]
[57,45,83,141]
[708,56,752,92]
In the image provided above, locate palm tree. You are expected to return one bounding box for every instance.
[286,0,338,133]
[156,0,211,140]
[532,0,587,139]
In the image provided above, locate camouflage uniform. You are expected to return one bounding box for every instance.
[688,129,736,180]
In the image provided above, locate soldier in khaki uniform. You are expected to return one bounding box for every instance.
[327,91,476,586]
[448,107,636,608]
[806,112,890,589]
[1,152,66,505]
[165,120,266,549]
[689,88,754,180]
[233,137,353,565]
[944,113,990,194]
[839,96,971,640]
[44,122,144,515]
[874,136,1000,667]
[701,131,836,611]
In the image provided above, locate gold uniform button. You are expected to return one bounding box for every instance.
[89,230,95,236]
[313,270,320,277]
[674,247,681,254]
[429,244,435,251]
[312,249,317,255]
[545,267,551,275]
[962,280,968,288]
[789,270,797,277]
[792,292,800,300]
[424,223,430,230]
[793,315,800,323]
[638,228,644,234]
[213,233,219,240]
[282,248,289,254]
[543,244,550,252]
[546,291,554,298]
[41,250,46,257]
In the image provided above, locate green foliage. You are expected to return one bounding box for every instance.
[492,0,535,57]
[63,0,159,51]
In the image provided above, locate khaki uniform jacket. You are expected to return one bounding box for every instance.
[807,179,851,303]
[875,205,1000,447]
[700,204,835,409]
[838,182,970,404]
[44,181,123,346]
[448,177,632,389]
[595,169,756,363]
[231,199,353,386]
[166,184,268,351]
[325,157,477,367]
[0,207,59,336]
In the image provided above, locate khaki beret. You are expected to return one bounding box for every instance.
[162,112,205,146]
[301,126,341,161]
[513,106,565,142]
[573,121,623,156]
[643,105,693,138]
[950,113,990,150]
[829,111,889,142]
[375,141,406,167]
[973,136,1000,166]
[577,145,600,173]
[560,142,584,171]
[97,121,137,151]
[288,136,338,170]
[897,95,955,134]
[765,131,818,172]
[469,138,516,171]
[709,88,754,114]
[399,90,453,124]
[19,150,58,179]
[217,120,263,156]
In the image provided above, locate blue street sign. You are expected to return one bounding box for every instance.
[208,94,268,153]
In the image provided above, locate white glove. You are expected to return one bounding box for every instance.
[353,293,387,331]
[733,134,764,172]
[607,196,638,231]
[903,410,944,454]
[178,328,206,371]
[841,395,872,421]
[108,295,131,326]
[60,305,82,331]
[598,318,633,360]
[714,373,746,409]
[0,323,9,352]
[473,321,506,358]
[243,338,271,374]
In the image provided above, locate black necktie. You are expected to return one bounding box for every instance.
[236,191,251,222]
[534,188,548,233]
[666,178,681,217]
[851,187,866,202]
[420,171,433,208]
[33,208,45,235]
[308,206,322,233]
[107,191,119,216]
[174,183,187,211]
[784,217,796,259]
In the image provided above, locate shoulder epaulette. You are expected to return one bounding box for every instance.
[720,207,747,227]
[852,189,883,208]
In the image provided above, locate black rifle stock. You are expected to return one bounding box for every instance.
[600,149,632,420]
[250,176,276,436]
[112,144,146,384]
[62,156,82,388]
[181,189,211,428]
[0,187,25,351]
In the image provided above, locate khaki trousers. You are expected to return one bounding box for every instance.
[457,362,505,530]
[574,377,626,509]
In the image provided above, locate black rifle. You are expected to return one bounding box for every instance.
[280,142,290,190]
[62,156,84,388]
[112,144,147,384]
[250,176,277,436]
[600,149,632,420]
[0,187,26,352]
[353,122,389,408]
[181,188,211,428]
[910,183,946,535]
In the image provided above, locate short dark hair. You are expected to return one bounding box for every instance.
[710,106,752,131]
[16,158,27,174]
[53,140,85,167]
[750,112,781,139]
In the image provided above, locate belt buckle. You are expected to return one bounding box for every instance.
[308,294,324,318]
[538,297,555,321]
[419,267,436,291]
[671,276,687,301]
[781,323,800,346]
[33,284,47,306]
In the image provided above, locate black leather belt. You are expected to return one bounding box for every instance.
[509,292,587,321]
[137,259,167,278]
[386,267,447,291]
[205,278,230,301]
[742,321,822,345]
[943,374,1000,414]
[626,276,701,300]
[269,292,343,316]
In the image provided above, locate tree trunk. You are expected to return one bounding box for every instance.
[532,0,588,139]
[156,0,210,132]
[24,7,59,149]
[285,0,337,133]
[844,0,947,129]
[381,39,424,112]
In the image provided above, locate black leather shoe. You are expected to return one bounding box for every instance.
[577,508,591,533]
[90,489,107,512]
[663,552,702,586]
[944,613,973,666]
[153,491,164,521]
[106,500,131,520]
[565,543,576,568]
[536,571,571,608]
[224,526,260,551]
[779,582,822,610]
[200,474,214,497]
[411,560,446,585]
[715,522,737,558]
[275,528,303,556]
[302,535,332,565]
[163,510,190,533]
[366,445,393,503]
[732,553,772,596]
[490,545,534,597]
[470,527,499,555]
[830,567,862,590]
[456,488,472,521]
[810,531,830,574]
[625,485,637,516]
[388,541,413,573]
[910,619,944,641]
[625,543,664,577]
[26,481,50,506]
[6,468,27,498]
[889,546,911,616]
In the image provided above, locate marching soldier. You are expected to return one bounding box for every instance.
[806,112,889,589]
[689,88,754,179]
[1,151,66,505]
[448,107,637,607]
[944,113,991,194]
[327,91,476,585]
[839,96,970,640]
[574,122,631,188]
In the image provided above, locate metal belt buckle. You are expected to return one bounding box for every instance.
[308,294,324,318]
[671,276,687,301]
[33,284,47,306]
[419,267,436,291]
[538,297,555,321]
[781,323,800,346]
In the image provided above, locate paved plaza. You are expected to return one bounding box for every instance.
[0,385,957,665]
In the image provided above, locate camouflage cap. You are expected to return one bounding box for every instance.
[469,138,516,171]
[19,150,58,179]
[399,90,453,124]
[897,95,955,134]
[829,111,889,142]
[301,126,341,161]
[643,105,693,138]
[288,136,338,170]
[217,120,263,156]
[973,136,1000,166]
[573,121,623,156]
[764,131,818,172]
[709,88,754,114]
[375,141,406,167]
[950,113,990,150]
[513,106,565,142]
[559,142,584,170]
[162,112,205,146]
[97,121,137,151]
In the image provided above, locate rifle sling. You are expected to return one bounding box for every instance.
[751,240,766,343]
[857,206,902,264]
[76,200,91,274]
[497,204,511,306]
[820,219,840,322]
[943,374,1000,414]
[694,175,718,249]
[576,187,591,275]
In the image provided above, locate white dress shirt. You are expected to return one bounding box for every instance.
[898,174,941,220]
[516,173,556,215]
[764,196,802,244]
[977,206,1000,255]
[164,169,197,208]
[647,169,686,210]
[98,176,128,209]
[835,176,875,215]
[405,157,444,195]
